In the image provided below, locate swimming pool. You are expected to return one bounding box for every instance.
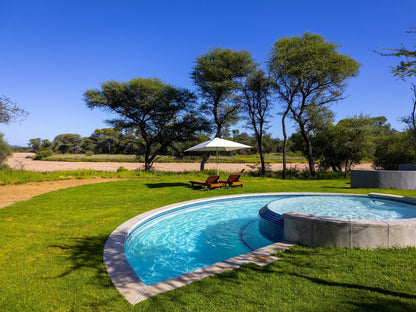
[124,193,416,285]
[104,192,416,304]
[125,196,277,285]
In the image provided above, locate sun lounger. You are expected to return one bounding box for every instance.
[219,174,244,188]
[189,175,223,190]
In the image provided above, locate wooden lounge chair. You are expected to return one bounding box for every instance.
[189,175,224,190]
[220,174,244,188]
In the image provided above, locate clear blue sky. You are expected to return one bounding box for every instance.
[1,0,415,146]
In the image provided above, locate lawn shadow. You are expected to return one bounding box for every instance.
[349,297,416,311]
[288,272,416,300]
[48,234,128,308]
[49,234,113,288]
[145,182,190,189]
[321,186,352,190]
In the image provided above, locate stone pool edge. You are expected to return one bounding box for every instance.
[103,193,297,305]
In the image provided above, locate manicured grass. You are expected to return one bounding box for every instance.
[0,174,415,311]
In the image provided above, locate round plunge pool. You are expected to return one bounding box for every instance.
[259,193,416,249]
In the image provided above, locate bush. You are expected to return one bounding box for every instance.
[0,133,11,164]
[33,149,54,160]
[374,132,416,170]
[116,166,128,172]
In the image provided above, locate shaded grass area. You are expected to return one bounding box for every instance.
[0,175,415,311]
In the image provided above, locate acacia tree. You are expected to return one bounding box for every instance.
[191,47,256,170]
[0,95,28,124]
[240,69,273,176]
[401,83,416,154]
[267,48,301,179]
[84,77,208,170]
[376,28,416,154]
[269,33,360,176]
[0,95,28,164]
[375,27,416,79]
[52,134,83,154]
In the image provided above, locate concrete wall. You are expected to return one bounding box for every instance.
[398,164,416,171]
[283,212,416,249]
[351,170,416,190]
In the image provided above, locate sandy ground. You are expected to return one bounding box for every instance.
[6,153,374,173]
[0,178,125,209]
[1,153,374,209]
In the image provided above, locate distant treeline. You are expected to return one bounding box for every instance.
[27,129,294,159]
[26,115,416,172]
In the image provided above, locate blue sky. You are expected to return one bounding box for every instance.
[1,0,415,146]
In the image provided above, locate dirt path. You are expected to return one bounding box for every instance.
[0,178,125,209]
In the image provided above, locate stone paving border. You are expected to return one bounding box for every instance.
[103,193,294,305]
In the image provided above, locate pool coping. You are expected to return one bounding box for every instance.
[103,192,416,304]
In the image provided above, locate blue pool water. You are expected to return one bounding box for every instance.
[267,195,416,220]
[125,194,416,285]
[125,196,277,285]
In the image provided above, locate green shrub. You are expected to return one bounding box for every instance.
[374,132,416,169]
[33,149,54,160]
[0,133,11,164]
[116,166,128,172]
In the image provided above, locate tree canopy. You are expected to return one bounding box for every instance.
[375,27,416,79]
[0,95,28,164]
[0,95,28,124]
[269,32,360,176]
[191,47,256,138]
[84,77,208,170]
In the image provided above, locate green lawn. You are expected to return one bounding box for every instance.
[0,173,415,311]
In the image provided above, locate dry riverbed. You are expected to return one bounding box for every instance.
[6,153,374,173]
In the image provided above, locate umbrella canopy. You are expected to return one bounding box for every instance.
[185,137,252,175]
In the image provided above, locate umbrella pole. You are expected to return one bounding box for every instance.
[216,148,219,176]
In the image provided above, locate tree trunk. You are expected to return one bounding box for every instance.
[281,108,290,179]
[257,137,265,177]
[344,159,350,179]
[200,153,210,171]
[144,152,151,171]
[411,84,416,155]
[299,125,315,177]
[143,141,153,171]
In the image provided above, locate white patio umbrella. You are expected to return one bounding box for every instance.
[185,137,252,175]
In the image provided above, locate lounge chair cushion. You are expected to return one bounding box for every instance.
[189,175,223,189]
[219,174,244,187]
